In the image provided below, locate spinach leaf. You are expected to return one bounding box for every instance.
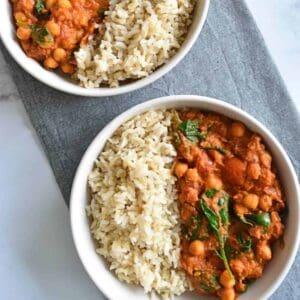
[179,119,207,141]
[31,26,53,45]
[237,233,252,252]
[245,213,271,228]
[220,208,229,225]
[205,188,219,198]
[219,194,230,225]
[184,215,202,241]
[199,282,213,293]
[174,132,180,147]
[35,0,45,14]
[200,197,235,281]
[199,275,220,293]
[200,200,219,233]
[224,244,236,260]
[211,275,220,287]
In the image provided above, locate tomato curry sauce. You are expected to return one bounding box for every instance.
[172,110,285,300]
[11,0,108,73]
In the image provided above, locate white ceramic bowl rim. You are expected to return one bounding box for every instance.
[0,1,210,97]
[70,95,300,300]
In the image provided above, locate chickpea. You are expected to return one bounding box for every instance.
[185,188,199,203]
[14,12,27,24]
[230,259,245,277]
[235,281,246,293]
[260,152,272,168]
[189,240,205,256]
[174,162,188,178]
[24,0,35,11]
[46,21,60,36]
[242,193,259,210]
[206,174,223,190]
[259,195,272,211]
[46,0,57,9]
[185,168,201,182]
[234,204,248,216]
[44,57,59,69]
[230,122,246,137]
[247,162,261,180]
[261,168,274,186]
[256,241,272,260]
[190,145,201,159]
[40,42,54,49]
[220,270,235,288]
[219,288,235,300]
[16,27,31,41]
[80,15,89,27]
[58,0,72,8]
[53,48,67,62]
[60,63,75,74]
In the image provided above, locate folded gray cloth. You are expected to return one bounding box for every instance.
[1,1,299,298]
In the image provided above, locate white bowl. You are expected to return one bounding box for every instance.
[0,1,209,97]
[70,95,300,300]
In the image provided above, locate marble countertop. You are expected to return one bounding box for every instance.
[0,1,299,299]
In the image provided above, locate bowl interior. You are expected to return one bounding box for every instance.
[70,96,300,300]
[0,0,209,97]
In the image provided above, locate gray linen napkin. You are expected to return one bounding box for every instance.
[1,0,300,298]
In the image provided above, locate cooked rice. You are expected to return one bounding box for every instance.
[75,0,196,88]
[87,110,191,298]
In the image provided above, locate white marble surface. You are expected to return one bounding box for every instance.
[0,1,299,299]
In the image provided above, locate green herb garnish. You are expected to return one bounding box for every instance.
[237,233,252,252]
[31,26,53,45]
[35,0,45,14]
[205,188,219,198]
[203,146,227,155]
[224,244,236,260]
[174,132,180,147]
[184,215,202,241]
[220,207,229,225]
[199,282,214,293]
[199,275,220,293]
[179,119,207,141]
[245,212,271,228]
[200,196,235,282]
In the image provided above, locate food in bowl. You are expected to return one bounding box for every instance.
[10,0,196,87]
[173,111,285,299]
[11,0,109,74]
[87,110,192,298]
[87,109,286,299]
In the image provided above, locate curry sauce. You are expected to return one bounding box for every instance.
[11,0,108,73]
[172,110,285,300]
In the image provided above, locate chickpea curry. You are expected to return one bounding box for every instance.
[11,0,109,73]
[172,110,285,300]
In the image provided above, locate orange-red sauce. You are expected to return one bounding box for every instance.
[11,0,108,73]
[173,110,285,300]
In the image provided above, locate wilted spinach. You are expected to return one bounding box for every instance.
[179,119,207,141]
[200,195,235,281]
[35,0,45,14]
